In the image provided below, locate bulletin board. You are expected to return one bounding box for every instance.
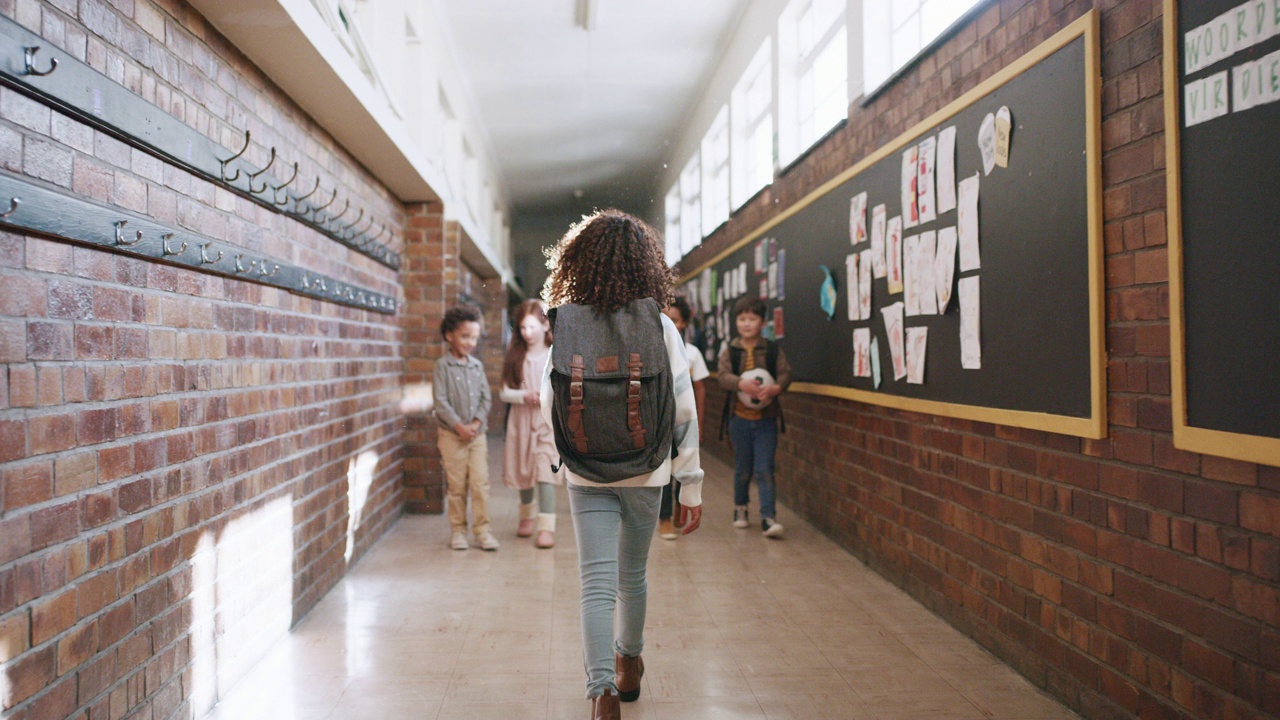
[680,13,1106,439]
[1164,0,1280,465]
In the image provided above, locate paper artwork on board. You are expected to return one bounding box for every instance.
[870,204,887,278]
[906,327,928,384]
[901,146,919,229]
[916,136,937,224]
[936,126,957,214]
[850,191,868,246]
[994,106,1012,168]
[903,235,920,316]
[917,230,938,316]
[845,253,860,321]
[870,336,882,388]
[768,261,778,299]
[882,302,907,380]
[979,112,997,175]
[773,307,785,338]
[777,249,787,300]
[769,237,778,262]
[887,216,904,295]
[960,276,981,369]
[700,268,713,312]
[859,248,873,320]
[754,240,764,273]
[759,277,769,299]
[958,173,981,272]
[738,262,748,294]
[935,226,958,312]
[820,265,838,319]
[853,328,872,378]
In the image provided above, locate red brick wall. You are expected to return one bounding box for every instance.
[0,1,413,718]
[400,210,507,514]
[689,2,1279,719]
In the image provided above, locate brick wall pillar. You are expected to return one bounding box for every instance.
[401,202,446,513]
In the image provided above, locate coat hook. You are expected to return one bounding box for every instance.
[247,147,278,194]
[219,130,251,183]
[272,162,300,206]
[337,208,365,235]
[295,176,322,206]
[161,233,187,256]
[0,197,19,219]
[200,243,222,264]
[258,262,279,277]
[324,199,351,226]
[308,187,338,219]
[234,254,258,274]
[114,220,143,246]
[23,46,58,77]
[367,223,388,244]
[316,278,327,292]
[301,274,312,290]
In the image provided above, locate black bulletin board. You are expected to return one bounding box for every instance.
[1165,0,1280,465]
[681,13,1106,439]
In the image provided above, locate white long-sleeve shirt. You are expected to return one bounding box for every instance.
[540,312,703,507]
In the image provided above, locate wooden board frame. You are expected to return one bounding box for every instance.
[683,12,1106,439]
[1163,0,1280,466]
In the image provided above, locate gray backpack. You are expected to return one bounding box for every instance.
[548,299,675,483]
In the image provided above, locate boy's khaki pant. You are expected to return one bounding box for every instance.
[438,430,491,535]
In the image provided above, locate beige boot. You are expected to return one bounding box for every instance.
[516,501,537,537]
[535,513,556,548]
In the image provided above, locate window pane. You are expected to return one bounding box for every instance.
[813,27,847,132]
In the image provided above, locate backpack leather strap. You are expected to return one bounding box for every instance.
[627,353,646,449]
[569,355,588,453]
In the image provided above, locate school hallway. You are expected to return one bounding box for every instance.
[203,439,1078,720]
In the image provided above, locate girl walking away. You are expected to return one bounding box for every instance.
[500,299,561,548]
[540,209,704,720]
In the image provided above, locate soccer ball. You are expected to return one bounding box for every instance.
[738,368,776,408]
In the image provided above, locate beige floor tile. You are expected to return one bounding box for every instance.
[202,440,1076,720]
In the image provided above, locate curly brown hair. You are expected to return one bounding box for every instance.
[542,208,674,313]
[502,299,552,389]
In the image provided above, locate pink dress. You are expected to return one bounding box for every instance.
[502,347,561,490]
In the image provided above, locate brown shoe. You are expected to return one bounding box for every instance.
[591,688,620,720]
[615,653,644,702]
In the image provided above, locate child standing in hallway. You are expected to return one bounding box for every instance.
[500,299,561,548]
[657,296,708,540]
[432,305,500,551]
[718,296,791,538]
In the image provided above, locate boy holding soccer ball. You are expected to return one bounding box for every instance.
[717,297,792,538]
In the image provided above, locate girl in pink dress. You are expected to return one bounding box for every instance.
[500,299,561,547]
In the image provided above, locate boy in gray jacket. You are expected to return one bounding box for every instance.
[432,305,498,551]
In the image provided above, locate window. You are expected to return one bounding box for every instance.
[731,39,775,210]
[863,0,984,96]
[700,105,731,236]
[779,0,848,166]
[664,184,682,267]
[679,154,702,256]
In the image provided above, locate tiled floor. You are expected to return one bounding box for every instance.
[205,441,1080,720]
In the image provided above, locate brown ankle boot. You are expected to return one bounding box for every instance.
[615,653,644,702]
[591,688,620,720]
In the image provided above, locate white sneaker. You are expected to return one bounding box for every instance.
[762,518,785,538]
[732,506,749,529]
[476,530,501,551]
[450,532,469,550]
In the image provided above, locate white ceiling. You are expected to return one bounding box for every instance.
[440,0,751,215]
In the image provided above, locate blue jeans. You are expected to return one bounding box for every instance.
[568,484,662,699]
[729,415,778,520]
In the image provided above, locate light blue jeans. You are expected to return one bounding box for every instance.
[567,483,662,699]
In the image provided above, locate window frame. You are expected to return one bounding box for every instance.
[861,0,990,103]
[730,38,776,211]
